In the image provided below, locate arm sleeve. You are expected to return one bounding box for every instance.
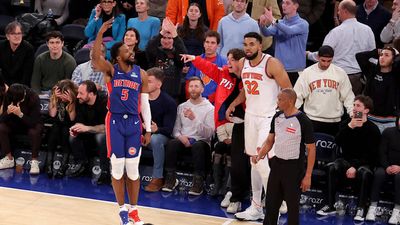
[192,56,223,83]
[71,65,82,85]
[193,107,215,140]
[339,72,355,116]
[300,114,315,144]
[172,105,183,138]
[84,10,98,39]
[165,0,178,25]
[141,93,152,132]
[150,18,161,39]
[275,20,309,36]
[380,22,395,44]
[22,45,34,86]
[260,25,278,37]
[31,57,42,93]
[145,36,161,67]
[355,49,379,79]
[293,72,308,109]
[210,1,225,31]
[64,55,77,79]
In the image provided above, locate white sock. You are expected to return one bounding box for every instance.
[119,205,127,212]
[251,165,263,207]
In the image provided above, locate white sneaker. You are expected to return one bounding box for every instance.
[227,202,241,214]
[234,204,264,221]
[365,205,376,221]
[220,191,232,208]
[389,208,400,224]
[279,201,288,214]
[30,159,40,175]
[0,156,14,169]
[354,208,365,221]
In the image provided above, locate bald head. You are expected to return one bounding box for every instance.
[281,88,297,104]
[339,0,357,16]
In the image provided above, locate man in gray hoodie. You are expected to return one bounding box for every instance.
[217,0,260,57]
[162,76,215,196]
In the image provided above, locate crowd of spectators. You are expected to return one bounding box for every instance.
[0,0,400,223]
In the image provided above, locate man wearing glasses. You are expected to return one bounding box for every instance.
[0,21,34,86]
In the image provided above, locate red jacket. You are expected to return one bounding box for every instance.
[166,0,225,31]
[192,56,243,128]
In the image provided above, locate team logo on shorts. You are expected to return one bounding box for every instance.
[129,147,137,156]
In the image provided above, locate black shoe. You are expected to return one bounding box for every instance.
[55,165,68,178]
[189,175,204,196]
[317,205,336,216]
[46,165,53,178]
[161,172,178,192]
[66,163,86,177]
[97,171,111,185]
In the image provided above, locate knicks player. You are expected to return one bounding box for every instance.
[92,19,151,225]
[226,32,292,221]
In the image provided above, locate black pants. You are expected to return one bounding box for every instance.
[165,138,210,176]
[370,167,400,205]
[230,123,251,202]
[47,122,71,154]
[0,120,43,158]
[326,159,373,208]
[69,133,109,171]
[214,142,231,155]
[311,120,341,137]
[264,157,304,225]
[287,72,299,87]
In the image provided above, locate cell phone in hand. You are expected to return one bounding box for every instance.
[354,111,363,119]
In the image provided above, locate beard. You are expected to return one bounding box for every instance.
[245,51,258,60]
[125,58,135,66]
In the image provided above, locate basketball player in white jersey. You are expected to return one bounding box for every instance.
[226,32,292,221]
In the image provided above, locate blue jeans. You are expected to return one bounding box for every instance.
[148,134,169,178]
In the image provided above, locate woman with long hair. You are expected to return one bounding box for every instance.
[84,0,126,59]
[47,79,78,178]
[178,3,208,56]
[123,27,148,69]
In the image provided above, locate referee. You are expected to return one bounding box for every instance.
[256,88,316,225]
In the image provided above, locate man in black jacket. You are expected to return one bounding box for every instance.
[317,95,381,222]
[356,46,400,132]
[0,84,43,174]
[365,115,400,224]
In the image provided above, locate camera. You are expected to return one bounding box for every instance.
[354,111,363,119]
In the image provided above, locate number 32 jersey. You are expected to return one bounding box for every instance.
[242,54,280,117]
[107,65,142,115]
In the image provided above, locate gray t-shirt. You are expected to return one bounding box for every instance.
[270,111,314,160]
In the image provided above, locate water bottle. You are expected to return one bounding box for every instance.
[47,8,54,19]
[335,200,346,216]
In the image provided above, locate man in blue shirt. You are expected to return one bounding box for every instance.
[143,67,177,192]
[259,0,309,86]
[185,30,227,104]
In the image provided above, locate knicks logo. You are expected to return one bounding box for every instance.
[128,147,137,156]
[200,72,212,85]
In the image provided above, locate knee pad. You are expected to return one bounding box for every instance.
[125,157,140,180]
[110,154,125,180]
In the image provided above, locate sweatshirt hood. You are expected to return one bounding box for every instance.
[227,12,251,23]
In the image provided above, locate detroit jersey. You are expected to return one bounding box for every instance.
[242,54,280,117]
[107,65,142,115]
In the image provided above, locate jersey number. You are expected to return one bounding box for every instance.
[244,80,259,95]
[121,89,129,101]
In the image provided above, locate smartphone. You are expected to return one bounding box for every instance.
[354,111,363,119]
